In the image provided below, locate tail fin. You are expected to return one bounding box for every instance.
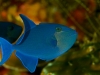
[0,37,13,65]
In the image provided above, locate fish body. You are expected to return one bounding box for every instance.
[0,14,78,73]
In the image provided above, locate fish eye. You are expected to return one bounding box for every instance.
[56,27,62,32]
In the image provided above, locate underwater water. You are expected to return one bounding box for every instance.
[0,0,100,75]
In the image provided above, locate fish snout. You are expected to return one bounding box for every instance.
[54,30,77,53]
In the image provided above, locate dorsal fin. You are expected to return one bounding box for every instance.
[19,14,36,32]
[15,14,36,45]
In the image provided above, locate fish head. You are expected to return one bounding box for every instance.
[54,24,78,54]
[37,23,78,61]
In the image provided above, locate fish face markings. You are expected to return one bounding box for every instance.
[54,30,77,54]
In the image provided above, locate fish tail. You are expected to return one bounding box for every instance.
[0,37,13,65]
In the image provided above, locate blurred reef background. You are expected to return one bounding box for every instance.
[0,0,100,75]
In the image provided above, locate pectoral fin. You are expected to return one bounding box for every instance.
[15,51,38,73]
[51,37,57,47]
[47,36,57,47]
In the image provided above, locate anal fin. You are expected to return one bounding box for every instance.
[15,51,38,73]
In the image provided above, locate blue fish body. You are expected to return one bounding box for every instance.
[0,14,78,73]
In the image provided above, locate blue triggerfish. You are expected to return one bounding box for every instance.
[0,14,78,73]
